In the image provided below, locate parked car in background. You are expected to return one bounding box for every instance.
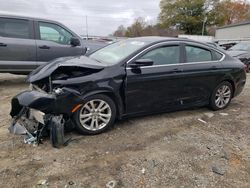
[219,42,238,50]
[0,15,88,74]
[9,37,246,146]
[227,41,250,72]
[206,42,225,50]
[82,37,125,55]
[83,39,109,55]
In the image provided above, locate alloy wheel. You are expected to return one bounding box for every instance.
[215,85,231,108]
[79,99,112,131]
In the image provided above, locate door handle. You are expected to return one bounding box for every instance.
[210,66,218,70]
[169,68,183,73]
[0,43,7,47]
[39,45,50,49]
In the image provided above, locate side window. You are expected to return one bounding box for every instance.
[213,51,223,61]
[140,46,180,65]
[0,18,30,39]
[185,45,212,63]
[38,22,73,45]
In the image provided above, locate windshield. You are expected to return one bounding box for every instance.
[229,42,250,51]
[89,39,149,65]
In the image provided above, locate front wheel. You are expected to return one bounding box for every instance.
[210,81,233,111]
[74,94,116,135]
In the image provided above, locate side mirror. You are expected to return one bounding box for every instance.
[129,59,154,68]
[82,47,88,55]
[70,37,81,47]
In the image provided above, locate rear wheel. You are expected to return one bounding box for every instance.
[210,81,233,110]
[74,94,116,134]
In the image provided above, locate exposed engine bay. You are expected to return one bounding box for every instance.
[31,66,102,93]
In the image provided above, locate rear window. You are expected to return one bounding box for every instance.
[0,18,30,39]
[185,45,212,62]
[230,42,250,51]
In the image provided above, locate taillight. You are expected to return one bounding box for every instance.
[244,64,248,73]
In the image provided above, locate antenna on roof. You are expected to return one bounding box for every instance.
[85,15,89,40]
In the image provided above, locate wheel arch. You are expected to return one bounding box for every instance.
[221,79,235,97]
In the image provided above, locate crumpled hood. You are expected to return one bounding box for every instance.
[27,56,106,83]
[227,50,248,57]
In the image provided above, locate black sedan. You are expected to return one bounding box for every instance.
[9,37,246,146]
[227,41,250,72]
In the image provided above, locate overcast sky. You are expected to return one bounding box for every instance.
[0,0,161,36]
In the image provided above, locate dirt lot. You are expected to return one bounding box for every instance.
[0,73,249,188]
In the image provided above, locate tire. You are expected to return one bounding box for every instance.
[74,94,117,135]
[210,81,233,111]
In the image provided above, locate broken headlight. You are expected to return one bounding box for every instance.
[54,88,64,95]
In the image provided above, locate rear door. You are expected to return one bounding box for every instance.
[180,43,225,105]
[0,17,36,72]
[35,21,83,66]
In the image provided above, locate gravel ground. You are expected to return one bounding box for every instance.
[0,73,249,188]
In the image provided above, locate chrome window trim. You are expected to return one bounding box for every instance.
[126,60,224,70]
[126,41,226,70]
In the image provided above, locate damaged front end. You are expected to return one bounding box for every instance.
[9,89,75,147]
[9,56,107,147]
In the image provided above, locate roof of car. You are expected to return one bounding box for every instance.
[128,36,173,42]
[0,14,61,24]
[125,36,214,47]
[0,14,80,37]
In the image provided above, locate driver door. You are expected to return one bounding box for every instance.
[125,43,186,115]
[35,21,82,66]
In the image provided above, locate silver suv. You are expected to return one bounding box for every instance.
[0,15,86,74]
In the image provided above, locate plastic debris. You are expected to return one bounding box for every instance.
[141,168,146,174]
[198,118,207,124]
[220,113,229,116]
[106,180,117,188]
[204,112,215,119]
[37,179,48,186]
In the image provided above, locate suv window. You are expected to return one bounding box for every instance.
[140,46,180,65]
[185,45,212,62]
[39,22,73,45]
[0,18,30,39]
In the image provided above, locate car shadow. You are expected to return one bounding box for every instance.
[115,106,209,126]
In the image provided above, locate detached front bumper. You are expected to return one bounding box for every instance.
[9,91,55,144]
[10,90,56,117]
[9,89,82,147]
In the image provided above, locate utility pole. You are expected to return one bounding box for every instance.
[202,16,207,36]
[85,15,89,39]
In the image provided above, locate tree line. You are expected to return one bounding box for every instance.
[113,0,250,37]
